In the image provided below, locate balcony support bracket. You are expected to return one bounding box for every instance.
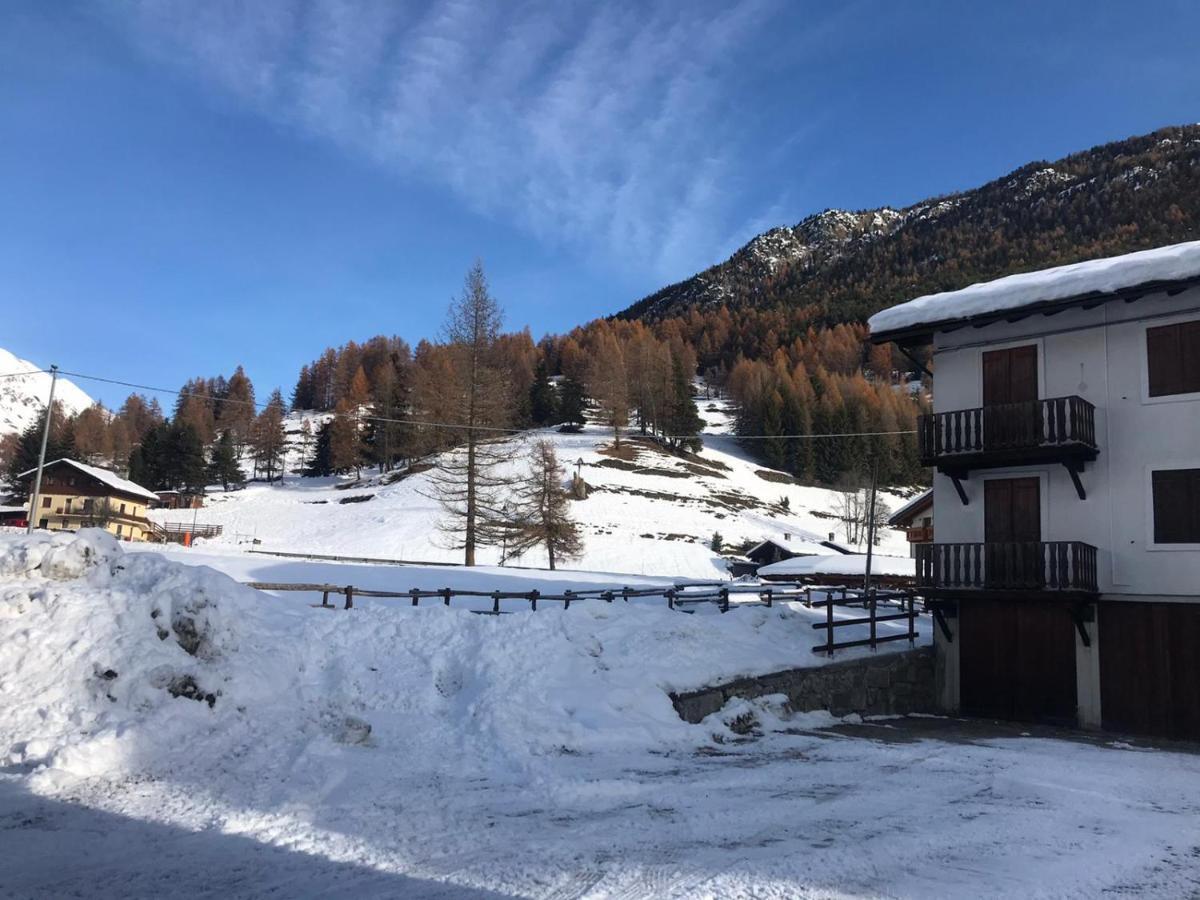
[929,603,955,642]
[1063,460,1087,501]
[897,344,933,379]
[945,469,969,506]
[1070,602,1094,648]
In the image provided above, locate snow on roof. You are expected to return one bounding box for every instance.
[758,553,916,579]
[747,534,838,557]
[869,240,1200,337]
[17,458,159,502]
[887,488,932,527]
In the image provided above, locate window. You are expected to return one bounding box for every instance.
[120,503,126,514]
[41,497,51,508]
[1152,468,1200,543]
[116,525,123,538]
[1147,319,1200,397]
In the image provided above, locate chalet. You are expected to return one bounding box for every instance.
[744,533,851,568]
[870,240,1200,741]
[20,458,159,542]
[887,488,933,557]
[155,490,204,510]
[0,506,28,528]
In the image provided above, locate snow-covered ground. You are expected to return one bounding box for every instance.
[3,531,1199,898]
[153,395,912,580]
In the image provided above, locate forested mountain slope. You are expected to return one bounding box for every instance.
[621,125,1200,322]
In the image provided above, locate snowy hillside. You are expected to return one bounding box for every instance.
[156,395,912,580]
[0,348,93,436]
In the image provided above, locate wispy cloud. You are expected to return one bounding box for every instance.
[104,0,784,279]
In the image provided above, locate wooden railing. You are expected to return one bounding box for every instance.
[918,396,1096,464]
[905,525,934,543]
[915,541,1098,593]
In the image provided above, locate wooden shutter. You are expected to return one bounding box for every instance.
[1152,468,1200,543]
[1147,320,1200,396]
[982,345,1038,406]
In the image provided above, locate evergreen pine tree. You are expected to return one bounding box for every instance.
[304,423,334,477]
[664,354,703,452]
[528,364,559,427]
[557,376,587,429]
[209,430,246,491]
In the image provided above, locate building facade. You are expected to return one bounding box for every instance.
[871,242,1200,741]
[22,459,159,542]
[887,488,933,558]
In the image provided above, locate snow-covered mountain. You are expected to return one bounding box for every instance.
[0,348,93,437]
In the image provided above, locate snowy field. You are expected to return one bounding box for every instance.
[3,531,1200,897]
[146,398,913,580]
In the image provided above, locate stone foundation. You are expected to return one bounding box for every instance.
[670,647,936,723]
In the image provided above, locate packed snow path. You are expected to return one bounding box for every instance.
[4,720,1200,898]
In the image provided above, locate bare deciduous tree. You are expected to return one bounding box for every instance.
[422,262,514,566]
[506,439,582,570]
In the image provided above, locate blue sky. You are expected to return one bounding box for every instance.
[2,1,1198,408]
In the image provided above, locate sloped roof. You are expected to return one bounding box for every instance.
[747,534,851,558]
[869,240,1200,342]
[887,488,932,527]
[18,458,159,502]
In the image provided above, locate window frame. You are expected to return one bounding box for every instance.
[1142,315,1200,404]
[1146,465,1200,550]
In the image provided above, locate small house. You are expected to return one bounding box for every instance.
[887,488,933,557]
[155,490,205,510]
[20,458,159,542]
[744,533,851,568]
[757,553,916,587]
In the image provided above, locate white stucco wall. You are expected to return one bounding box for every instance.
[930,287,1200,599]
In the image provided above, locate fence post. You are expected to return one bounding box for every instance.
[442,588,451,607]
[908,592,916,646]
[410,588,420,607]
[869,589,877,651]
[492,591,501,614]
[666,588,675,610]
[805,587,812,608]
[764,588,773,608]
[529,589,539,612]
[826,597,834,656]
[563,589,572,610]
[321,590,330,608]
[603,591,613,603]
[344,585,354,610]
[719,586,730,613]
[621,587,630,603]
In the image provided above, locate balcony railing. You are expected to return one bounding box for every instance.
[905,525,934,543]
[916,541,1098,596]
[918,396,1097,470]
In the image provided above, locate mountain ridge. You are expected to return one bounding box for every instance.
[0,349,93,438]
[619,125,1200,322]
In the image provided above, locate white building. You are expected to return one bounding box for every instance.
[870,241,1200,741]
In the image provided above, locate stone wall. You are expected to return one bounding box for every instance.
[670,647,936,724]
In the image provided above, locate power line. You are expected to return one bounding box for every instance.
[0,370,49,380]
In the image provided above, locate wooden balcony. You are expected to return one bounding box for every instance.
[918,396,1098,473]
[905,525,934,543]
[916,541,1099,601]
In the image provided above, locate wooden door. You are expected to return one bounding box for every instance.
[959,599,1077,723]
[1100,602,1200,741]
[983,345,1039,448]
[985,478,1041,589]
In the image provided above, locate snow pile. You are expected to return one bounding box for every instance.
[758,553,916,579]
[869,239,1200,334]
[1,532,914,789]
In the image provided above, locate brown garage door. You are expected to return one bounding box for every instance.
[1100,602,1200,741]
[959,600,1077,724]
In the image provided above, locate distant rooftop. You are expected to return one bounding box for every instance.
[869,240,1200,343]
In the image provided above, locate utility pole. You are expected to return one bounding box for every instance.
[26,365,59,534]
[863,455,878,592]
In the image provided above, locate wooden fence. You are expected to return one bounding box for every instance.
[244,578,924,653]
[809,590,920,655]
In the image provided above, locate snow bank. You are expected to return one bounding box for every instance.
[869,239,1200,334]
[1,533,918,789]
